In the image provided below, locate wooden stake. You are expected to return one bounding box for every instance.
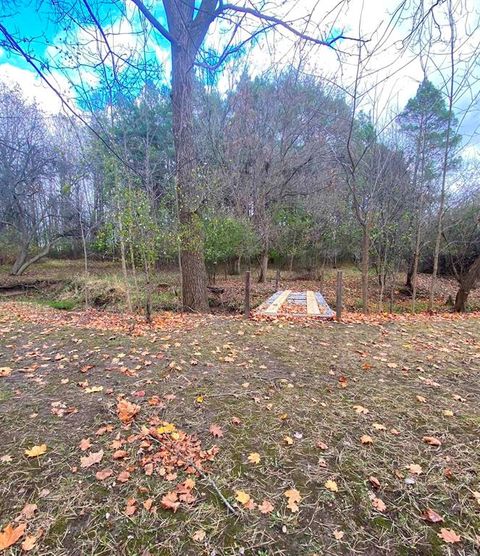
[275,269,280,290]
[244,271,251,319]
[336,270,343,321]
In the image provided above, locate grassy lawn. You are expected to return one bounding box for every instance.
[0,302,479,555]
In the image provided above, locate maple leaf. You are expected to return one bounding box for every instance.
[143,498,153,511]
[79,438,91,451]
[371,497,386,512]
[25,444,47,458]
[20,503,37,519]
[144,463,154,476]
[209,424,224,438]
[284,488,301,513]
[0,367,12,377]
[353,405,369,414]
[258,500,274,514]
[80,449,103,468]
[231,416,242,425]
[235,490,251,506]
[0,454,12,464]
[192,529,206,542]
[247,452,261,464]
[95,468,113,481]
[316,441,328,450]
[284,436,294,445]
[423,436,442,447]
[360,434,373,445]
[407,463,423,475]
[333,530,345,540]
[112,450,128,460]
[325,479,338,492]
[438,528,460,543]
[372,423,387,431]
[161,491,180,512]
[0,523,26,550]
[124,498,137,516]
[421,508,444,523]
[117,399,140,423]
[443,409,454,417]
[416,395,427,403]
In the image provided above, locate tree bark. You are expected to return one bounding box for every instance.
[361,221,370,313]
[171,44,209,312]
[453,254,480,312]
[258,248,269,283]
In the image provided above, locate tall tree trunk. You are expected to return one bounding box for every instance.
[11,244,28,275]
[171,45,209,312]
[453,255,480,312]
[361,221,370,313]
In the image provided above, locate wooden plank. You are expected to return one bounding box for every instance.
[306,290,321,315]
[264,290,291,314]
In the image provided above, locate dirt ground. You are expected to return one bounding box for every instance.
[0,301,479,555]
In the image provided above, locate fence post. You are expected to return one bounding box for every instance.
[336,270,343,321]
[319,270,324,292]
[275,269,280,290]
[244,271,251,319]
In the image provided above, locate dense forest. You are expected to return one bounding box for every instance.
[1,0,479,315]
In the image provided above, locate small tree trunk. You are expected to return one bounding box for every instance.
[453,255,480,312]
[11,245,28,275]
[289,253,294,272]
[258,248,269,283]
[361,222,370,313]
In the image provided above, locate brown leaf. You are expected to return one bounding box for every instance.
[333,529,345,540]
[372,497,387,512]
[369,476,381,489]
[124,498,137,516]
[0,523,26,550]
[360,434,373,445]
[209,424,224,438]
[316,441,328,450]
[438,528,461,543]
[231,416,242,425]
[80,449,104,468]
[20,503,37,520]
[117,470,130,483]
[423,436,442,447]
[112,450,128,460]
[407,463,423,475]
[95,468,113,481]
[79,438,91,451]
[144,463,154,476]
[117,399,140,423]
[284,488,301,513]
[421,508,444,523]
[192,529,206,542]
[143,498,153,511]
[258,499,274,514]
[161,491,180,512]
[21,530,42,552]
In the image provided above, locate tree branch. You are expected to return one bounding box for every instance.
[129,0,177,45]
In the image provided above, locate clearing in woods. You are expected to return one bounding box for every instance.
[0,301,479,555]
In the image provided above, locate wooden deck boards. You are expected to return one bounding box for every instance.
[263,290,291,314]
[306,290,320,315]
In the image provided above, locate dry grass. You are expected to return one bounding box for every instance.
[0,303,479,555]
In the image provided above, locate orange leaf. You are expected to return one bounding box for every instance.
[117,399,140,423]
[95,468,113,481]
[258,500,274,514]
[20,504,37,519]
[161,491,180,512]
[360,434,373,445]
[117,470,130,483]
[209,424,224,438]
[438,528,460,543]
[124,498,137,516]
[79,438,91,451]
[284,488,301,513]
[423,436,442,447]
[372,497,386,512]
[0,523,26,550]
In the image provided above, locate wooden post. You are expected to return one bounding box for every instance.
[319,270,324,292]
[244,271,251,319]
[389,284,394,314]
[336,270,343,321]
[275,269,280,290]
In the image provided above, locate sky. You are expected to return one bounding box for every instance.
[1,0,479,153]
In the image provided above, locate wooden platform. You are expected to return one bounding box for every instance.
[256,290,334,318]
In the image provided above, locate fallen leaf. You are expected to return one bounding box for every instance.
[360,434,373,444]
[416,395,427,403]
[407,463,423,475]
[117,399,140,423]
[25,444,47,458]
[0,455,12,463]
[231,416,242,425]
[95,468,113,481]
[247,452,260,464]
[80,449,104,468]
[209,424,223,438]
[79,438,91,451]
[235,490,251,506]
[284,488,301,512]
[192,529,206,542]
[0,367,12,377]
[316,441,328,450]
[161,491,180,512]
[353,405,369,414]
[443,409,454,417]
[372,497,386,512]
[21,530,42,552]
[284,436,294,445]
[124,498,137,516]
[0,523,26,550]
[325,479,338,492]
[421,508,444,523]
[117,470,130,483]
[372,423,387,431]
[258,499,274,514]
[423,436,442,447]
[438,528,460,543]
[20,504,37,519]
[85,386,103,393]
[333,530,345,540]
[369,476,381,488]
